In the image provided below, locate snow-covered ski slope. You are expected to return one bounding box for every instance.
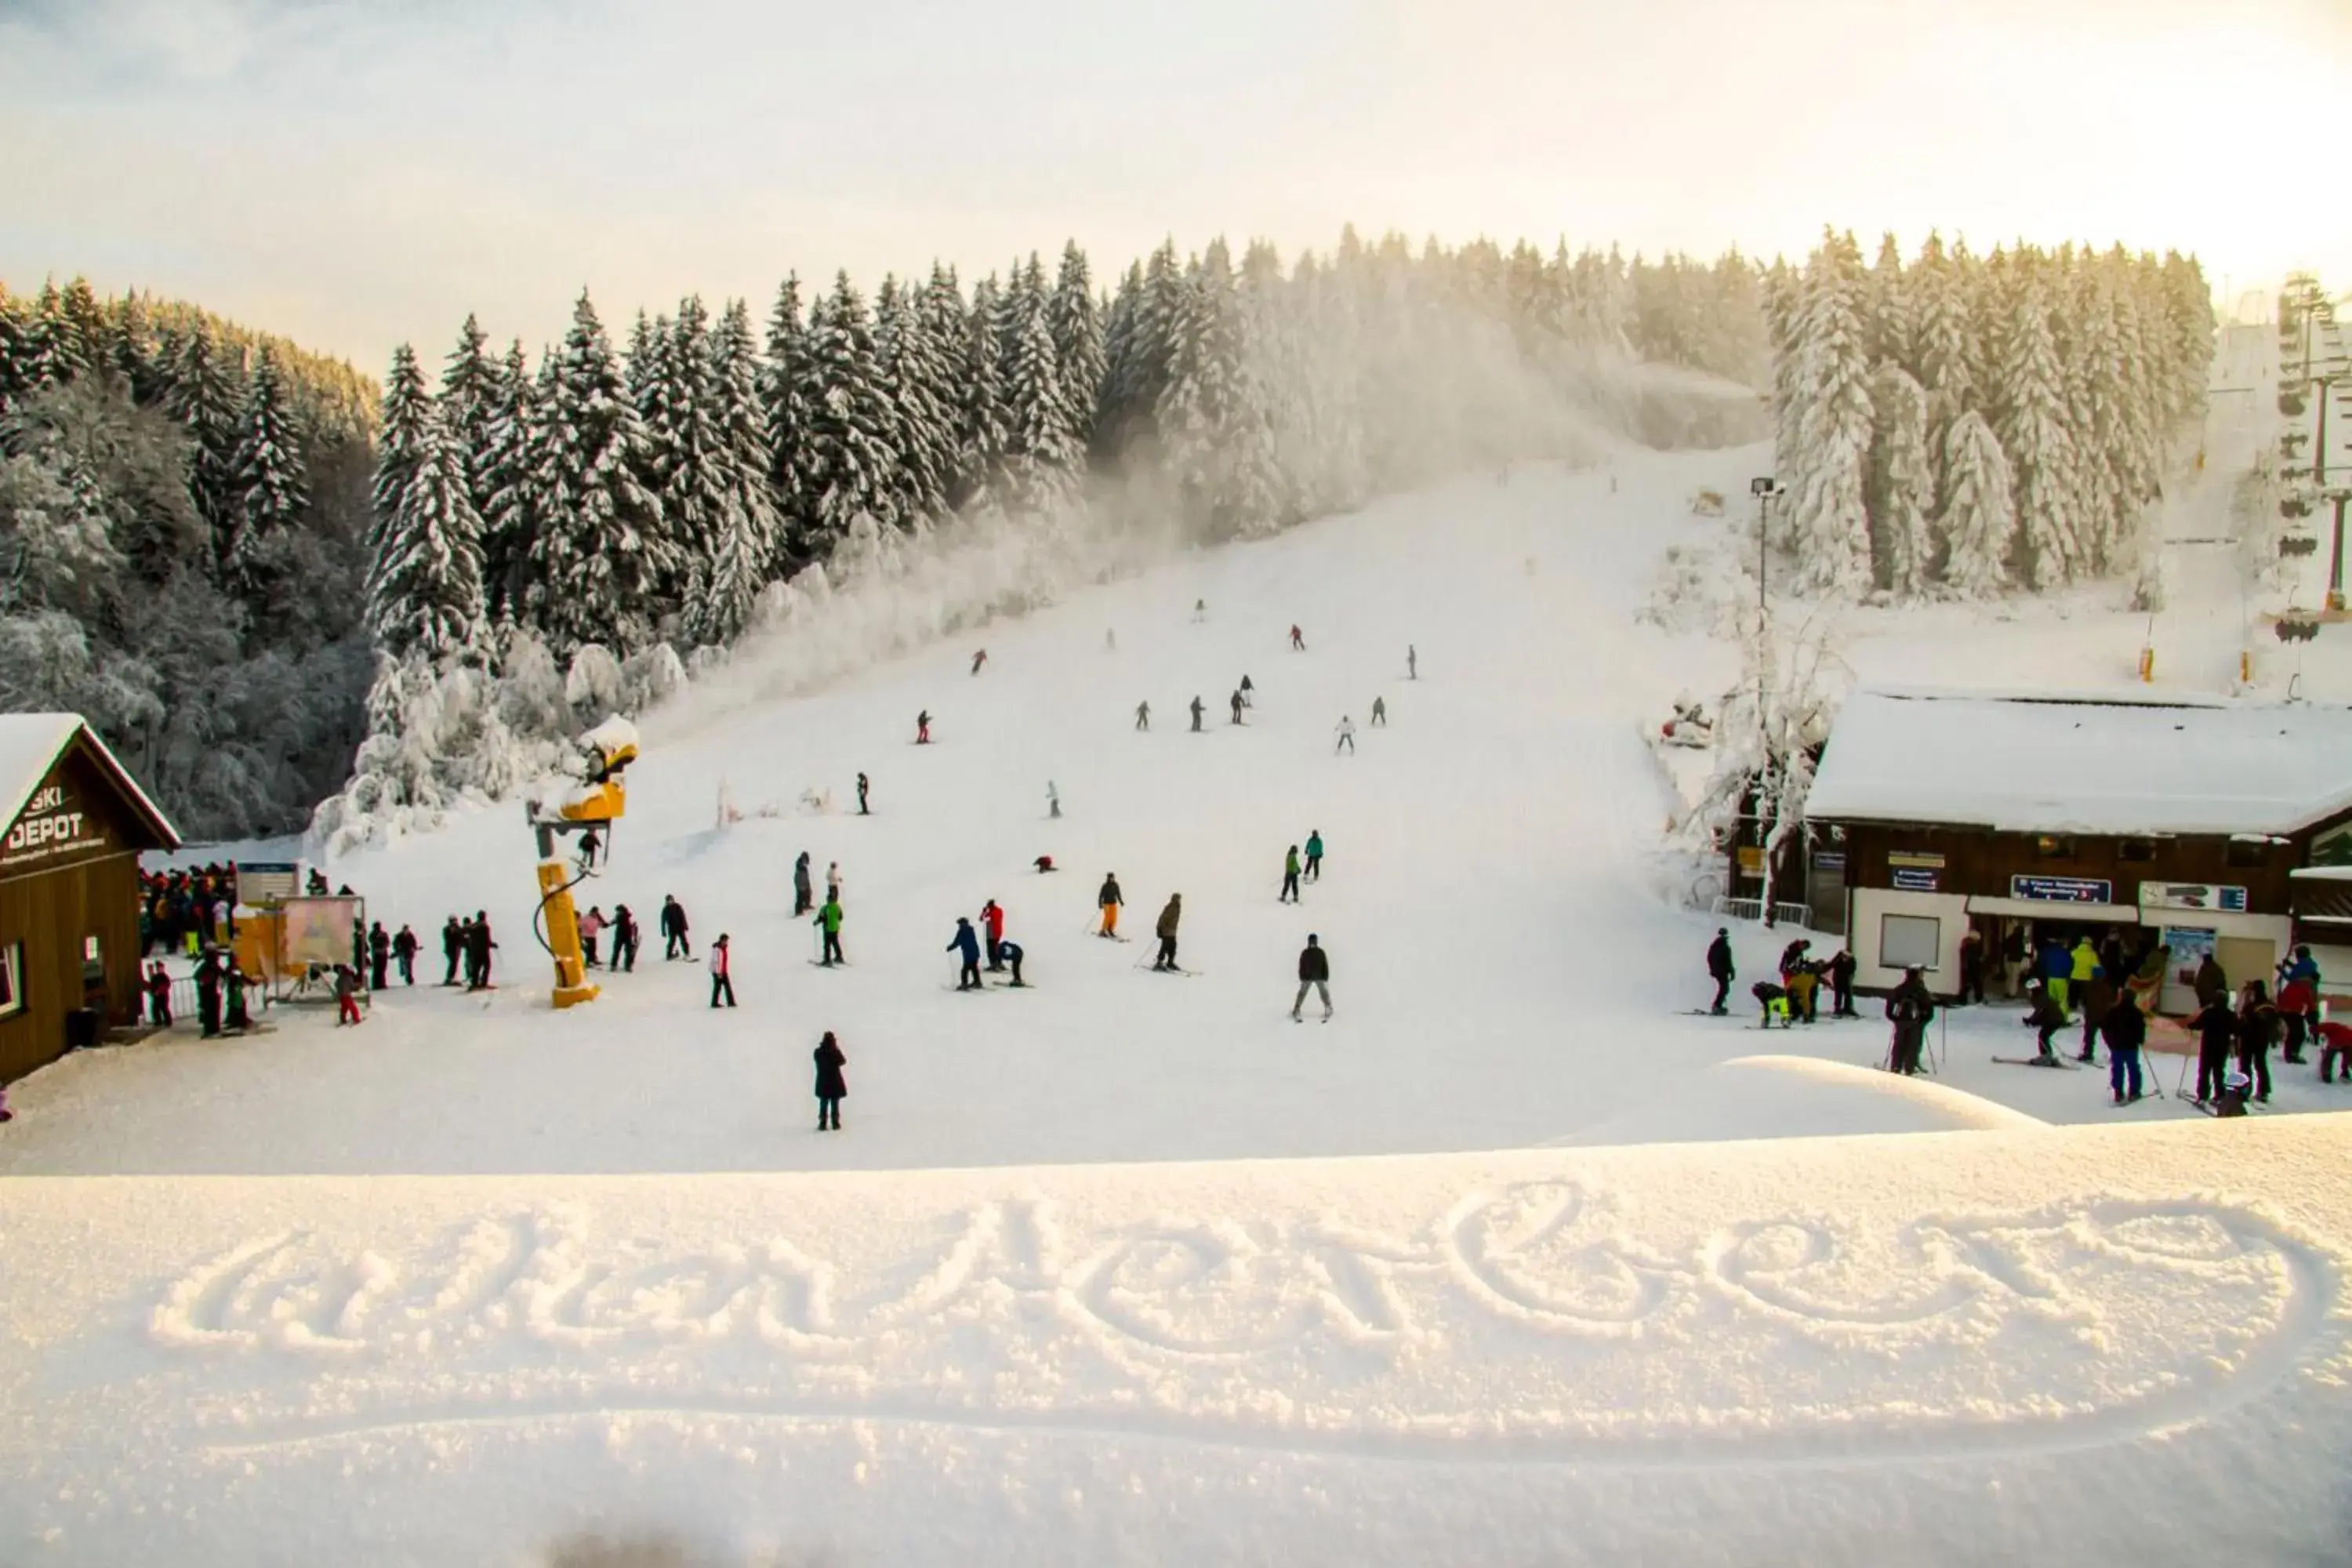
[3,1115,2348,1564]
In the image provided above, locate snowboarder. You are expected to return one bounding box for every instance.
[577,906,606,969]
[999,938,1028,986]
[368,921,390,992]
[1290,625,1305,652]
[814,897,845,967]
[1370,696,1386,727]
[2024,979,2066,1059]
[441,916,463,985]
[916,710,932,744]
[1407,644,1417,681]
[392,924,419,985]
[1229,690,1245,725]
[334,963,364,1026]
[1152,894,1182,971]
[1293,934,1333,1021]
[465,913,496,990]
[1884,967,1933,1075]
[1280,846,1302,904]
[1305,830,1324,881]
[146,960,172,1025]
[981,898,1007,969]
[2235,981,2278,1102]
[814,1031,847,1131]
[949,917,984,990]
[971,648,988,676]
[2102,987,2147,1103]
[793,852,814,916]
[2189,990,2238,1103]
[1827,948,1857,1018]
[1047,781,1061,818]
[611,905,640,972]
[1189,695,1204,732]
[661,895,691,960]
[1135,700,1150,732]
[856,772,870,815]
[1098,873,1124,937]
[709,934,736,1008]
[1334,716,1356,754]
[1704,928,1734,1014]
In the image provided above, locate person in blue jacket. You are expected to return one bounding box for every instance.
[948,916,984,991]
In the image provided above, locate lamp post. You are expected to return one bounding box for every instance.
[1749,476,1784,918]
[2318,373,2349,611]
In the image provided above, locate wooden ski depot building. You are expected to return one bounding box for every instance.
[1803,691,2352,1010]
[0,713,180,1082]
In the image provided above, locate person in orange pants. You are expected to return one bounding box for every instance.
[1098,873,1123,937]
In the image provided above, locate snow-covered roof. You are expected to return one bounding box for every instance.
[0,713,180,849]
[1806,691,2352,837]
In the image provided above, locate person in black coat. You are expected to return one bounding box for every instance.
[1827,949,1859,1018]
[2187,993,2238,1105]
[1884,968,1933,1075]
[464,913,496,991]
[1704,928,1735,1015]
[1292,934,1332,1021]
[391,924,419,985]
[610,905,640,972]
[948,917,983,990]
[368,922,391,992]
[2235,982,2278,1102]
[793,853,815,917]
[2100,988,2147,1104]
[813,1030,847,1131]
[441,916,463,985]
[2024,979,2067,1059]
[661,895,691,960]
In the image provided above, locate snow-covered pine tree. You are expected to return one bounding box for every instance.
[1091,259,1149,464]
[999,263,1082,515]
[1908,232,1976,488]
[1867,361,1937,596]
[797,272,900,541]
[439,313,501,517]
[1156,238,1285,540]
[476,339,539,623]
[2103,247,2163,517]
[526,291,666,655]
[686,298,780,649]
[760,274,814,566]
[872,277,954,524]
[649,295,725,611]
[1868,232,1915,376]
[19,282,85,390]
[0,286,31,411]
[1937,409,2016,597]
[368,403,487,659]
[1783,231,1875,594]
[1047,240,1106,450]
[227,345,309,597]
[165,324,247,568]
[1991,261,2085,587]
[372,344,432,548]
[952,275,1010,511]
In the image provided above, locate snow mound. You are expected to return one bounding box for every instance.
[1560,1054,2047,1146]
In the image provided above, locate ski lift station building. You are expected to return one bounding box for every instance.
[0,714,180,1083]
[1803,690,2352,1008]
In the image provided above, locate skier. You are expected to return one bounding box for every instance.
[793,852,815,917]
[465,913,496,991]
[1240,675,1254,707]
[223,960,251,1032]
[1189,695,1204,732]
[971,648,988,676]
[1280,845,1302,904]
[577,906,606,969]
[2024,979,2066,1059]
[982,898,1007,970]
[392,924,419,985]
[1884,967,1933,1075]
[611,905,640,972]
[1229,690,1245,725]
[2235,981,2278,1102]
[949,917,984,990]
[856,772,870,815]
[1135,700,1151,732]
[1370,696,1386,727]
[1290,625,1305,652]
[2277,966,2315,1064]
[661,895,691,960]
[916,710,932,744]
[2102,986,2147,1104]
[1293,934,1333,1022]
[2074,965,2114,1063]
[1193,598,1207,622]
[1827,947,1858,1017]
[1407,644,1417,681]
[368,921,390,992]
[709,934,736,1008]
[145,960,172,1026]
[441,915,463,985]
[1305,829,1324,881]
[1704,928,1734,1014]
[334,963,364,1026]
[1098,873,1125,938]
[456,916,478,986]
[2189,989,2238,1104]
[1152,894,1183,972]
[826,862,844,906]
[1048,781,1061,818]
[195,949,224,1037]
[998,938,1028,986]
[814,1031,848,1131]
[814,896,845,967]
[1334,716,1356,754]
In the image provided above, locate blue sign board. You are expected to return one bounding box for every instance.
[2010,874,2113,905]
[1891,867,1938,892]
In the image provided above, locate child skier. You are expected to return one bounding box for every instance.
[998,939,1028,986]
[334,964,364,1026]
[578,906,606,968]
[2024,979,2066,1060]
[814,1031,847,1131]
[2189,989,2238,1103]
[1280,846,1302,903]
[146,960,172,1025]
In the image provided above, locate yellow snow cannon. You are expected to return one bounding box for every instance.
[526,717,641,1009]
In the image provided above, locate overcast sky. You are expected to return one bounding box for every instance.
[2,0,2347,372]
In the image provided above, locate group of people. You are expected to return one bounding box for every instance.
[153,949,257,1038]
[1279,832,1327,902]
[947,898,1028,989]
[1706,931,1860,1025]
[140,864,238,956]
[430,913,502,992]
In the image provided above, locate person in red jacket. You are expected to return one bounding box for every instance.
[2276,973,2316,1064]
[981,898,1007,971]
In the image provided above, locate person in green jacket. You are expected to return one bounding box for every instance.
[814,897,845,967]
[1305,829,1325,881]
[1281,846,1302,903]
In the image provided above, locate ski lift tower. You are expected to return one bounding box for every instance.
[524,717,639,1009]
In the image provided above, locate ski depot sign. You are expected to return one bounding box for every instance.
[2,772,110,873]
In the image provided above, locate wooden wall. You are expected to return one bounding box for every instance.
[0,851,143,1083]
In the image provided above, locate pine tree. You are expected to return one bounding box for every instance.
[1938,409,2016,597]
[1992,265,2084,587]
[1868,233,1915,377]
[476,340,539,624]
[527,291,666,654]
[1157,239,1284,539]
[1047,240,1106,449]
[686,298,782,649]
[760,274,813,565]
[1867,361,1936,596]
[439,313,501,517]
[873,276,956,524]
[953,275,1009,510]
[1784,231,1875,594]
[1909,232,1976,486]
[0,286,31,411]
[368,405,487,659]
[999,264,1082,514]
[227,346,310,595]
[797,272,899,541]
[649,295,724,607]
[372,343,432,544]
[165,325,245,563]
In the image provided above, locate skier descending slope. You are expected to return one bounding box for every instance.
[1370,696,1387,727]
[1290,624,1306,651]
[1135,701,1150,732]
[1334,716,1356,754]
[1280,846,1302,904]
[1189,695,1204,731]
[856,772,870,815]
[1407,644,1417,680]
[1098,873,1124,938]
[1292,934,1333,1022]
[1152,894,1183,971]
[1229,690,1246,725]
[814,896,845,967]
[1305,830,1324,881]
[916,710,932,744]
[948,918,984,991]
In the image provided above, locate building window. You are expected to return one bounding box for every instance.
[2118,838,2156,864]
[1881,913,1941,972]
[2034,835,2075,860]
[0,942,22,1020]
[2227,838,2269,869]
